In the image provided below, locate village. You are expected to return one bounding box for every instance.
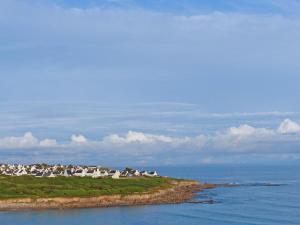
[0,164,158,179]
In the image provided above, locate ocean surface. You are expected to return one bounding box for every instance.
[1,165,299,225]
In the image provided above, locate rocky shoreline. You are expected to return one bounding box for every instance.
[0,181,217,211]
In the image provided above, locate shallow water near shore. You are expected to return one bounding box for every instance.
[1,165,300,225]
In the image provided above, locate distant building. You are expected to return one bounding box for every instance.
[0,163,158,178]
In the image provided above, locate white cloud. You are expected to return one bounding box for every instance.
[2,132,38,148]
[227,124,274,137]
[277,119,300,134]
[0,132,38,149]
[0,132,57,149]
[101,131,208,149]
[1,119,300,156]
[71,134,87,144]
[103,131,173,144]
[212,124,276,150]
[40,138,57,147]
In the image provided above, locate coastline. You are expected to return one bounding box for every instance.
[0,180,216,211]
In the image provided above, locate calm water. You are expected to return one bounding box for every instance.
[1,165,299,225]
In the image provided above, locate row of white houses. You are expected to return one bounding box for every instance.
[0,164,158,179]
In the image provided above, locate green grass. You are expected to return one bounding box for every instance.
[0,175,175,199]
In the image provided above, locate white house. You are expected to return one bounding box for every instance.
[121,170,128,177]
[73,169,87,177]
[86,169,94,177]
[111,170,121,179]
[16,169,27,176]
[92,169,100,178]
[30,165,37,172]
[147,171,158,177]
[2,170,12,176]
[63,169,72,177]
[140,171,149,176]
[132,170,140,176]
[48,172,56,178]
[0,163,152,179]
[99,170,109,177]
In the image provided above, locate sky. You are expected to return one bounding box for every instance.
[1,0,300,166]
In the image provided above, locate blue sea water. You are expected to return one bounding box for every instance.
[0,165,299,225]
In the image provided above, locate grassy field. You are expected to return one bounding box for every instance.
[0,175,174,199]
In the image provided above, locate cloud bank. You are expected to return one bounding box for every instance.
[1,118,300,165]
[1,119,300,153]
[0,132,57,149]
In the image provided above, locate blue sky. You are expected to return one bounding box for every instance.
[41,0,300,15]
[1,0,300,165]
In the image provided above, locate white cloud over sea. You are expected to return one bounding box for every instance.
[1,119,300,154]
[0,132,57,149]
[1,116,300,165]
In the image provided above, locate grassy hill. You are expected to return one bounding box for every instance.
[0,175,175,199]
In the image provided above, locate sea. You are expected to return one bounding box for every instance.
[1,164,299,225]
